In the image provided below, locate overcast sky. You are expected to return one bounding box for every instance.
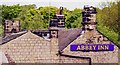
[0,0,116,10]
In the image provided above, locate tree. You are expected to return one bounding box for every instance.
[38,6,58,28]
[97,0,120,46]
[65,8,82,28]
[2,4,21,20]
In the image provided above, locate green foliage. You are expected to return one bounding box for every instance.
[18,8,44,30]
[38,6,58,28]
[65,8,82,28]
[96,0,120,47]
[97,24,120,47]
[97,24,118,42]
[2,4,21,20]
[0,23,3,36]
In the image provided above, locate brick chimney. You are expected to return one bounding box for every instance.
[49,7,65,38]
[81,5,97,39]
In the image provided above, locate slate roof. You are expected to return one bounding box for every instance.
[58,28,120,51]
[0,31,27,44]
[1,28,119,50]
[58,28,83,51]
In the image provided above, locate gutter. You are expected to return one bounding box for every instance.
[58,51,92,65]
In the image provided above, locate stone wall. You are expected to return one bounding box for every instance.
[63,31,119,63]
[0,31,119,64]
[1,32,51,63]
[0,32,89,63]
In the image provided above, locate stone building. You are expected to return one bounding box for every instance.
[0,6,120,65]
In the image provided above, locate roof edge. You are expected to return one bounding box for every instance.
[0,31,27,45]
[96,29,120,49]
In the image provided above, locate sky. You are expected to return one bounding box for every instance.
[0,0,117,10]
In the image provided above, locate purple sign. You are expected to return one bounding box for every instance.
[70,44,114,51]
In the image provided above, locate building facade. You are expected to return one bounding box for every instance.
[0,6,120,65]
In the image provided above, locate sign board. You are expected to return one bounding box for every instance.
[70,44,114,51]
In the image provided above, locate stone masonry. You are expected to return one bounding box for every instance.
[0,31,119,64]
[0,31,89,63]
[0,6,119,65]
[63,30,119,63]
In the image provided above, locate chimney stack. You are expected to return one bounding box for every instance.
[81,5,97,39]
[4,20,20,37]
[49,7,65,38]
